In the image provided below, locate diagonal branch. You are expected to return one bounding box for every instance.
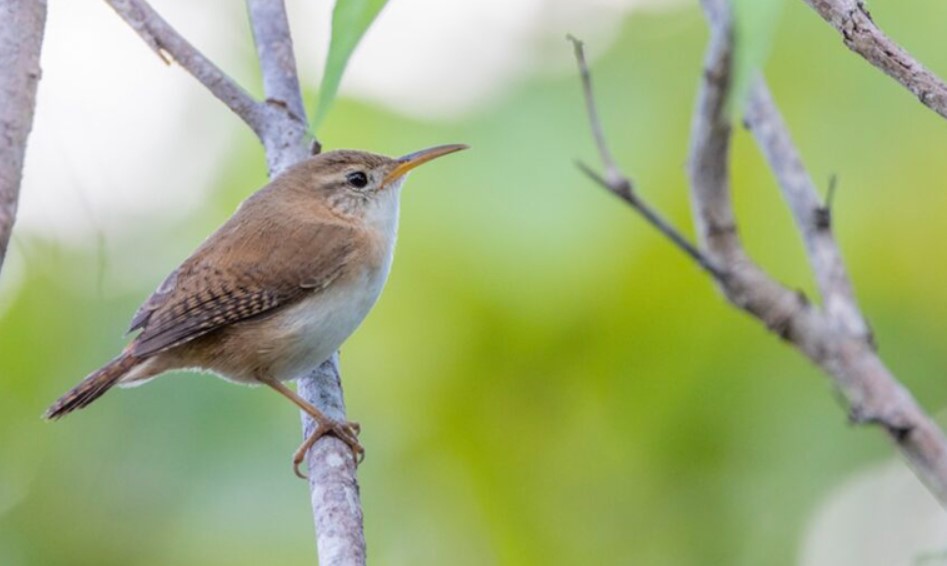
[0,0,47,275]
[568,36,723,279]
[743,80,868,338]
[572,0,947,508]
[105,0,268,138]
[801,0,947,121]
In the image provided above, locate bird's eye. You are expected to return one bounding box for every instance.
[346,171,369,189]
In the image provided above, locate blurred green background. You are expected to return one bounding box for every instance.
[3,1,947,564]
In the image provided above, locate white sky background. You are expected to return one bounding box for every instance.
[16,0,682,243]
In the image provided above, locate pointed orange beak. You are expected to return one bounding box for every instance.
[383,144,468,187]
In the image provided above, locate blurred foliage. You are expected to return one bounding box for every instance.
[731,0,785,115]
[4,1,947,565]
[313,0,388,129]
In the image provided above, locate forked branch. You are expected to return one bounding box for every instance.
[567,36,722,279]
[571,0,947,507]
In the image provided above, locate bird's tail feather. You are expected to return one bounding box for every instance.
[44,352,140,420]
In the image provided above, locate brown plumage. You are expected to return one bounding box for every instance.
[44,144,467,476]
[44,350,140,419]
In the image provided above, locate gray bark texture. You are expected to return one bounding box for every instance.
[0,0,47,273]
[106,0,366,562]
[573,0,947,508]
[801,0,947,121]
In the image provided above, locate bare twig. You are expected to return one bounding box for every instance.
[568,36,723,279]
[108,0,365,561]
[245,0,314,173]
[245,0,306,122]
[573,0,947,507]
[801,0,947,120]
[105,0,267,137]
[697,0,947,507]
[0,0,47,275]
[743,80,868,338]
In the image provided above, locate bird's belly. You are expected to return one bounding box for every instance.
[262,267,388,381]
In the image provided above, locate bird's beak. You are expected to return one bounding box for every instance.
[383,144,468,187]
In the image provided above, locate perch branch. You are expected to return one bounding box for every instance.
[105,0,267,137]
[0,0,47,275]
[107,0,365,562]
[242,1,365,563]
[298,353,366,566]
[571,0,947,507]
[801,0,947,121]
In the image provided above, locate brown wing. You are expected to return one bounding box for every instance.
[128,209,357,358]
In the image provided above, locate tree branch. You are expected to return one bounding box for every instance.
[743,80,868,338]
[801,0,947,121]
[106,0,365,562]
[244,0,313,174]
[105,0,268,138]
[0,0,47,275]
[567,36,723,279]
[571,0,947,508]
[299,353,366,566]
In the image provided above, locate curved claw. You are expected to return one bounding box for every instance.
[293,455,309,480]
[292,419,365,479]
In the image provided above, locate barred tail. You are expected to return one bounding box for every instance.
[44,352,141,420]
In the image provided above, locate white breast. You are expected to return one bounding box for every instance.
[270,188,400,381]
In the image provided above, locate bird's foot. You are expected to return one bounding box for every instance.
[293,418,364,479]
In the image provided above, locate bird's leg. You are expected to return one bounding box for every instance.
[259,378,364,478]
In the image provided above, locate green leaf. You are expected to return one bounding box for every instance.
[313,0,388,129]
[730,0,785,116]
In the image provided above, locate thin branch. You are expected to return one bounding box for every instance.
[572,0,947,508]
[567,35,621,185]
[245,0,313,174]
[743,80,868,338]
[801,0,947,121]
[298,354,366,566]
[687,0,745,267]
[241,2,363,563]
[0,0,47,274]
[245,0,307,122]
[107,0,363,561]
[105,0,268,137]
[568,37,723,279]
[694,0,947,508]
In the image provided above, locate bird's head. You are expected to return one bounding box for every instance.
[290,144,468,221]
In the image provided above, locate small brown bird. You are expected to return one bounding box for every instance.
[45,144,467,477]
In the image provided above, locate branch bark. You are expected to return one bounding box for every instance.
[572,0,947,507]
[0,0,47,274]
[801,0,947,120]
[243,2,367,562]
[105,0,267,137]
[107,0,365,562]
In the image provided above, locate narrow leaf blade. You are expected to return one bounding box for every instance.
[313,0,388,129]
[730,0,785,116]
